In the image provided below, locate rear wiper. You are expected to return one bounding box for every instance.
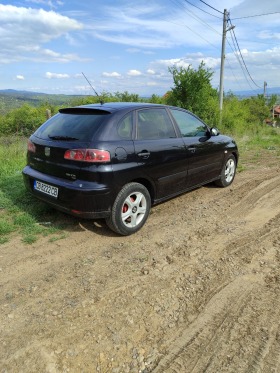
[48,135,79,141]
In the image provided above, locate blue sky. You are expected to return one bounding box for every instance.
[1,0,280,96]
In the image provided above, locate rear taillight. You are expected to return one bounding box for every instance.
[64,149,111,163]
[28,140,36,153]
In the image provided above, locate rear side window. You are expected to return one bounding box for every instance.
[117,112,133,139]
[171,109,207,137]
[34,112,107,141]
[136,108,176,140]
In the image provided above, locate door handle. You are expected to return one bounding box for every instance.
[138,151,150,159]
[188,147,196,153]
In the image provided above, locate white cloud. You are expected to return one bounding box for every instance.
[16,75,25,80]
[147,82,158,86]
[127,69,142,76]
[25,0,64,8]
[0,4,82,64]
[87,3,221,49]
[258,30,280,40]
[147,69,155,75]
[102,72,121,78]
[45,72,70,79]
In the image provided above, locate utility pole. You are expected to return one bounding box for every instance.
[264,81,267,97]
[219,10,235,120]
[219,9,228,113]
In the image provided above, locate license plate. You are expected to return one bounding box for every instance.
[34,180,58,199]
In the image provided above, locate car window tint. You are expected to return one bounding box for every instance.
[171,109,207,137]
[117,112,133,139]
[136,108,176,140]
[34,112,106,141]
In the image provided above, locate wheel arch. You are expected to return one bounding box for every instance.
[231,150,239,164]
[130,177,155,203]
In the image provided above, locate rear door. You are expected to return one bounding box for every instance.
[170,108,224,187]
[133,107,187,199]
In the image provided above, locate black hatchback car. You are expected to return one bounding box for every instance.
[22,102,238,235]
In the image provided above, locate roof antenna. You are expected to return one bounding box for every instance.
[82,72,104,105]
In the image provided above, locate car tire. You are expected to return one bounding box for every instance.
[106,182,151,235]
[215,154,237,187]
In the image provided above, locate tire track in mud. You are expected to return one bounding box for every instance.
[241,289,280,373]
[152,278,256,373]
[153,267,280,373]
[231,175,280,219]
[152,173,280,372]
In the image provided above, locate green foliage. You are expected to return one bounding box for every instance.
[267,94,278,108]
[149,94,165,104]
[0,85,279,142]
[243,95,270,123]
[220,94,271,136]
[0,104,48,136]
[69,91,116,106]
[114,91,141,102]
[166,61,219,122]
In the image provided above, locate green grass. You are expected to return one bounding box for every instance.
[232,126,280,171]
[0,128,279,244]
[0,136,69,244]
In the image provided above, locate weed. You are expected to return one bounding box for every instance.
[0,236,9,244]
[22,234,37,244]
[48,233,67,243]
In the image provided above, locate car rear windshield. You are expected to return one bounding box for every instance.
[34,110,109,141]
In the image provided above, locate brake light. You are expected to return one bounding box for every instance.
[64,149,111,163]
[28,140,36,153]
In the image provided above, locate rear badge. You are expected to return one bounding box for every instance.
[45,147,50,157]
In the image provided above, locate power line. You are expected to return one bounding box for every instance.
[228,18,262,89]
[198,0,223,15]
[224,58,244,92]
[227,29,257,92]
[232,11,280,20]
[182,0,221,19]
[178,0,221,35]
[167,0,220,49]
[169,1,264,93]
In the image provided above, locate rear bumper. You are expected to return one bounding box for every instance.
[22,166,112,219]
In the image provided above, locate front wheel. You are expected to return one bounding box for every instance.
[215,155,237,187]
[106,182,151,235]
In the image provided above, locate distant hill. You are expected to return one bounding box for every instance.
[234,87,280,99]
[0,89,48,96]
[0,90,87,115]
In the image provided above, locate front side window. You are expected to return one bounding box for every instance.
[171,109,207,137]
[136,108,176,140]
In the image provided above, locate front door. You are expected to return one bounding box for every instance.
[169,108,224,187]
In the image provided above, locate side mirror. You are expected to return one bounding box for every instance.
[210,127,220,136]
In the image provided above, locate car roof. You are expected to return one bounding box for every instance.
[79,102,167,111]
[58,102,191,117]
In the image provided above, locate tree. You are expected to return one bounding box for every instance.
[166,61,219,123]
[114,91,140,102]
[243,95,270,124]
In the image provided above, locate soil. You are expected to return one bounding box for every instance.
[1,149,280,373]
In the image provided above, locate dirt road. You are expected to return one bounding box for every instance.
[1,150,280,373]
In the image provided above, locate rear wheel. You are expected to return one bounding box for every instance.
[106,182,151,235]
[215,155,236,187]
